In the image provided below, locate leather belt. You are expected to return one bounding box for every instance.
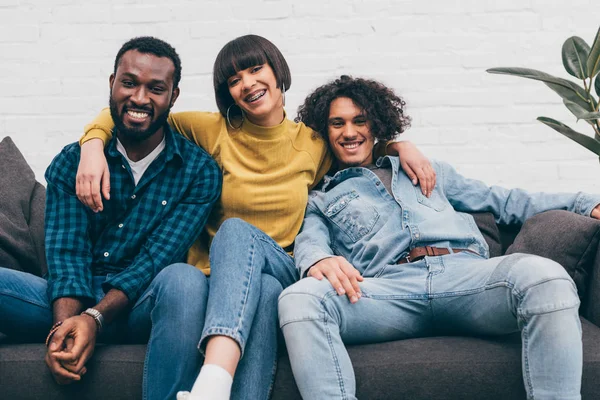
[396,246,476,264]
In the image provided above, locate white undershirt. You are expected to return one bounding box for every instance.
[116,137,166,186]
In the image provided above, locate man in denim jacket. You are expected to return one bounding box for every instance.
[278,75,600,400]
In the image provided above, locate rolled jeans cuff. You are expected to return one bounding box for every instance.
[198,327,246,358]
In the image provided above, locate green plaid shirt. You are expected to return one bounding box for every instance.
[45,126,221,303]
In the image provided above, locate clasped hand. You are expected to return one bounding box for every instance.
[45,315,97,385]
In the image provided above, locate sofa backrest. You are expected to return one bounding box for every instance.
[0,136,47,277]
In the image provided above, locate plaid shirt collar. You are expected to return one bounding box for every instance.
[106,122,183,164]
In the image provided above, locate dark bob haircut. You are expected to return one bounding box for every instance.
[296,75,411,143]
[114,36,182,91]
[213,34,292,116]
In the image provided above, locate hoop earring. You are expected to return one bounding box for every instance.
[281,83,286,107]
[226,103,244,130]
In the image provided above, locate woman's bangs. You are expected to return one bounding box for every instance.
[214,41,269,87]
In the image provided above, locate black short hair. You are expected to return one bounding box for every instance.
[213,34,291,116]
[296,75,411,142]
[114,36,182,90]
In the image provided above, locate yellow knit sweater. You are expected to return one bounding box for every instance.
[81,109,332,275]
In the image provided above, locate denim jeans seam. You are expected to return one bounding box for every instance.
[517,276,577,294]
[514,278,580,317]
[373,263,389,278]
[130,287,155,312]
[362,293,428,300]
[428,281,513,299]
[256,235,291,258]
[324,315,348,399]
[266,351,278,400]
[521,319,535,399]
[233,234,254,335]
[199,327,245,356]
[429,258,445,277]
[0,289,51,309]
[140,294,157,400]
[225,232,259,357]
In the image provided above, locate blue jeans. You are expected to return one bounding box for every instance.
[0,264,209,400]
[200,218,299,400]
[278,252,582,400]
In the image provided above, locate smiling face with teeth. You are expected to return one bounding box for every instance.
[327,97,375,170]
[109,49,179,149]
[227,63,284,127]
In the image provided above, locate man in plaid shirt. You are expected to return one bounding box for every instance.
[0,37,221,399]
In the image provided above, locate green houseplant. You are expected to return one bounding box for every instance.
[487,27,600,158]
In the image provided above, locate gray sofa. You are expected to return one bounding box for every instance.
[2,135,600,399]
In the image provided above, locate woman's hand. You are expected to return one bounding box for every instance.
[391,141,436,197]
[76,139,110,213]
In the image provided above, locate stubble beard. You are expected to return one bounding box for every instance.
[109,94,170,143]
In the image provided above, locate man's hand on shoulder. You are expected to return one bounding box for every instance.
[46,315,98,384]
[307,256,364,304]
[592,204,600,219]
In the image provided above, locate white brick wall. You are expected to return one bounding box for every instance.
[1,0,599,193]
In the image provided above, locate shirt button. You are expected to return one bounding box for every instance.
[118,223,123,228]
[161,200,167,206]
[103,252,109,257]
[415,233,420,238]
[121,165,126,169]
[131,195,136,199]
[376,182,381,186]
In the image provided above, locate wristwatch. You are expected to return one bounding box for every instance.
[81,308,104,332]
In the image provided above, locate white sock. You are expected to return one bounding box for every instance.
[187,364,233,400]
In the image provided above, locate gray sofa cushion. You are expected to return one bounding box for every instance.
[506,210,600,301]
[271,317,600,400]
[3,318,600,400]
[0,136,46,277]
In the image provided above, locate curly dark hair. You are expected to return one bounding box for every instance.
[114,36,182,90]
[296,75,411,142]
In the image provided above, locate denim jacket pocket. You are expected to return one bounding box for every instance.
[413,186,447,211]
[324,190,379,242]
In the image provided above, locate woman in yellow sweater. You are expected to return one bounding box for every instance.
[77,35,434,400]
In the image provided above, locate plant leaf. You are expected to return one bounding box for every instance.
[562,36,590,79]
[595,74,600,98]
[545,82,595,110]
[587,26,600,78]
[563,100,600,123]
[487,67,593,110]
[537,116,600,155]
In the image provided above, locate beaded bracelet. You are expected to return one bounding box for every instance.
[45,321,63,348]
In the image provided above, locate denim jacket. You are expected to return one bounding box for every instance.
[294,156,600,278]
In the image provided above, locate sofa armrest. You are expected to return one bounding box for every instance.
[503,210,600,320]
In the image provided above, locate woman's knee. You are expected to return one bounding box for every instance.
[153,263,209,307]
[211,218,256,247]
